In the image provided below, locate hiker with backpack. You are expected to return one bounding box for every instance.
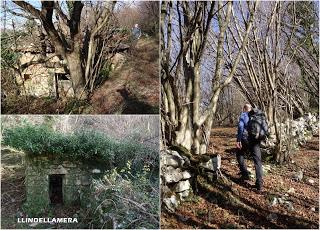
[132,24,142,40]
[236,104,269,191]
[130,24,141,54]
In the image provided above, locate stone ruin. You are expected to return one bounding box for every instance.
[13,29,130,99]
[16,52,74,98]
[12,30,74,98]
[25,155,104,213]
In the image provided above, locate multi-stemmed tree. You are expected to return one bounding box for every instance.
[161,1,258,155]
[231,1,319,163]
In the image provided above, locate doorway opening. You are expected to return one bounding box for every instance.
[55,73,69,80]
[49,174,64,205]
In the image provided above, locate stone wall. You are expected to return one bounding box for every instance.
[161,149,221,212]
[160,150,191,212]
[110,53,126,71]
[24,156,103,215]
[17,52,74,97]
[261,113,319,156]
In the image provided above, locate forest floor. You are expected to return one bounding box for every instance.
[1,37,159,114]
[161,127,319,229]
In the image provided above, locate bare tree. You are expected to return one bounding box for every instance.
[230,1,318,163]
[161,1,258,155]
[290,1,319,109]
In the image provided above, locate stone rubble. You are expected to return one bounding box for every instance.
[266,213,278,222]
[269,197,278,207]
[268,195,295,211]
[284,201,294,211]
[292,170,303,181]
[287,187,295,193]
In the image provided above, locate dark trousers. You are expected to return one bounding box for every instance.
[236,138,263,185]
[129,39,139,54]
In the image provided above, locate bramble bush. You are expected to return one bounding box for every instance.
[88,162,159,229]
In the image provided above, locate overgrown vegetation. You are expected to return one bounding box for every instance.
[1,116,159,229]
[88,164,159,229]
[1,31,24,70]
[2,123,158,173]
[2,1,159,114]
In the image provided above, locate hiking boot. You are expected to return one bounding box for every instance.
[239,172,251,181]
[255,181,263,191]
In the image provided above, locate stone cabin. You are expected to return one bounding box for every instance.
[25,155,104,209]
[15,34,74,98]
[15,29,129,98]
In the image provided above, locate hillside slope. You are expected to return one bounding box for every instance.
[1,37,159,114]
[90,37,159,114]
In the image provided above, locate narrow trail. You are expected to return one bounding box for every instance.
[161,127,319,229]
[90,38,159,114]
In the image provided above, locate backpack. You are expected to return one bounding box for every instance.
[247,109,269,140]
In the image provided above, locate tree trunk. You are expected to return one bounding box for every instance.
[161,1,257,156]
[66,52,86,99]
[175,126,208,155]
[174,112,215,155]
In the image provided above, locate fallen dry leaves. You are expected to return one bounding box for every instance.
[161,127,319,229]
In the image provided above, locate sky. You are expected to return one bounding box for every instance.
[0,0,139,30]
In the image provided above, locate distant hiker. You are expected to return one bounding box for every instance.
[236,104,268,191]
[132,24,141,40]
[130,24,141,54]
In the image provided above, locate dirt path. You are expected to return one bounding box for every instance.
[161,127,319,229]
[90,37,159,114]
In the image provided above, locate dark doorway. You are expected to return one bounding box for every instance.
[49,174,64,205]
[23,74,31,81]
[55,73,69,80]
[54,73,70,99]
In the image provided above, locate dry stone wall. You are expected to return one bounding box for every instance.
[160,150,192,212]
[161,149,221,212]
[261,113,319,156]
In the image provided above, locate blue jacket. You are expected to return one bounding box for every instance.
[237,112,249,142]
[132,27,141,40]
